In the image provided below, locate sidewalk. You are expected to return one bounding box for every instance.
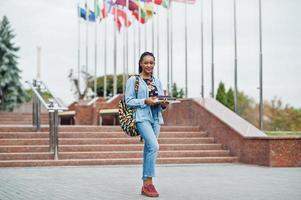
[0,164,300,200]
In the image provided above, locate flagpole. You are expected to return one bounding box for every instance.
[104,17,107,98]
[123,23,126,93]
[113,5,117,96]
[152,0,155,53]
[77,4,81,88]
[259,0,263,130]
[201,0,204,98]
[94,0,98,99]
[184,0,188,98]
[167,6,170,94]
[145,15,147,51]
[37,46,41,81]
[170,2,173,96]
[233,0,238,112]
[210,0,215,98]
[156,6,160,79]
[138,6,141,55]
[125,0,129,81]
[85,0,89,73]
[134,20,137,74]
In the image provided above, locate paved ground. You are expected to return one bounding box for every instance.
[0,164,300,200]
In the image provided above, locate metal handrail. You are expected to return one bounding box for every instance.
[26,80,67,160]
[26,80,68,111]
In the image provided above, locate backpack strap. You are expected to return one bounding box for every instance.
[134,75,140,98]
[133,75,143,142]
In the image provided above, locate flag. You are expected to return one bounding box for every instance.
[94,0,101,17]
[112,7,132,31]
[154,0,163,5]
[79,7,96,22]
[144,3,154,19]
[104,0,115,14]
[98,0,108,21]
[115,0,139,11]
[88,10,96,22]
[79,7,86,19]
[132,9,146,24]
[162,0,170,8]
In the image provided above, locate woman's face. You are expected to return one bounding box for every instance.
[140,55,155,75]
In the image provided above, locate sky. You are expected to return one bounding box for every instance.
[0,0,300,108]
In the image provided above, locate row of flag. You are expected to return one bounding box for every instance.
[78,0,194,31]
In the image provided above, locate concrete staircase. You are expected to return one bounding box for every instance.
[0,126,237,167]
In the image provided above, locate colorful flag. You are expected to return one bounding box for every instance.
[94,0,101,17]
[154,0,163,5]
[162,0,170,8]
[112,7,132,31]
[79,7,86,19]
[79,7,96,22]
[131,9,146,24]
[115,0,139,11]
[88,10,96,21]
[144,3,154,19]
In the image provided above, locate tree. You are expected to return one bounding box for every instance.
[216,82,227,106]
[226,88,235,111]
[264,97,301,131]
[171,83,184,98]
[24,89,53,103]
[0,16,26,111]
[89,74,124,97]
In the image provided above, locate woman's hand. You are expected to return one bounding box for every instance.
[160,98,169,109]
[144,97,159,106]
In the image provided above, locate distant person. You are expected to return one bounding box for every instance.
[125,52,169,197]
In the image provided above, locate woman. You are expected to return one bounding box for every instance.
[125,52,169,197]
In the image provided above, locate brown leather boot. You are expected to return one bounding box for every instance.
[141,184,159,197]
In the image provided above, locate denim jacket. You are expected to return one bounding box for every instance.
[125,75,165,124]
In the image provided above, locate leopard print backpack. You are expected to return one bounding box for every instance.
[118,75,140,137]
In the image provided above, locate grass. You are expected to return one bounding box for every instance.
[265,131,301,137]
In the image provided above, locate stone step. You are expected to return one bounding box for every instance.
[0,150,231,160]
[0,126,201,133]
[0,137,215,145]
[59,150,231,160]
[0,144,224,153]
[0,145,49,153]
[0,112,49,119]
[59,144,224,152]
[0,132,208,139]
[0,152,53,160]
[0,116,49,119]
[0,157,238,167]
[0,121,49,125]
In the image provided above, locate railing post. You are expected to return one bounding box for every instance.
[53,110,59,160]
[48,100,59,160]
[36,81,41,131]
[48,100,54,154]
[32,80,37,128]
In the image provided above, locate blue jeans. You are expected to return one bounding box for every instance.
[136,121,160,180]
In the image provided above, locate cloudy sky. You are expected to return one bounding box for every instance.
[0,0,300,108]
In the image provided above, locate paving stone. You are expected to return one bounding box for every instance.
[0,164,300,200]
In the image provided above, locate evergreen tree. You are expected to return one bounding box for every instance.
[226,87,235,111]
[171,82,184,98]
[171,82,178,97]
[216,82,227,106]
[0,16,26,111]
[88,74,124,97]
